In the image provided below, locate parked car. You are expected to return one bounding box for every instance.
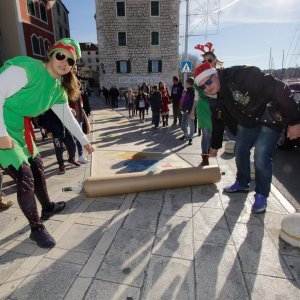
[277,82,300,150]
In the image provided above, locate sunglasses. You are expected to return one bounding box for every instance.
[199,75,214,91]
[202,58,213,64]
[55,52,75,66]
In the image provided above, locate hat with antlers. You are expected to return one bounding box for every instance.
[195,42,224,67]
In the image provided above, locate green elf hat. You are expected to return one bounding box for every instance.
[48,38,81,60]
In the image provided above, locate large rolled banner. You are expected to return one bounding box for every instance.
[84,165,221,197]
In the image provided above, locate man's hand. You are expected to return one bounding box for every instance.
[287,124,300,140]
[84,143,94,154]
[209,148,218,157]
[0,136,14,149]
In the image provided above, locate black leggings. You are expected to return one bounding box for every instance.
[4,155,53,228]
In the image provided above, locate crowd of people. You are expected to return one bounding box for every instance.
[1,38,300,250]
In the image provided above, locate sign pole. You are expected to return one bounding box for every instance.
[183,0,189,87]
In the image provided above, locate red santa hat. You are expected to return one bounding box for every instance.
[194,61,217,85]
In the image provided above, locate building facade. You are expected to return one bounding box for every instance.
[78,42,100,86]
[0,0,55,65]
[95,0,180,89]
[51,0,70,41]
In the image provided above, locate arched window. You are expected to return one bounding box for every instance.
[44,39,51,55]
[27,0,35,16]
[39,37,45,56]
[31,35,40,55]
[39,2,48,22]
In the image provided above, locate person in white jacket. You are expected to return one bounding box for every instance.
[0,38,94,248]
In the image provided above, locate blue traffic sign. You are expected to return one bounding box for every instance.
[180,61,192,73]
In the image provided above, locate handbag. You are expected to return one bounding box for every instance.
[81,109,91,134]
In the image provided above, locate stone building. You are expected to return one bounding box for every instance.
[95,0,180,90]
[78,42,100,86]
[0,0,55,65]
[50,0,70,41]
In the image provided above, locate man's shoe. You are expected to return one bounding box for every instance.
[30,225,56,248]
[78,156,89,164]
[68,159,81,167]
[252,194,267,214]
[0,194,13,210]
[223,181,249,193]
[188,139,193,145]
[179,135,186,140]
[41,201,66,220]
[58,164,66,174]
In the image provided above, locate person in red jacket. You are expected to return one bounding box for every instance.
[159,81,170,126]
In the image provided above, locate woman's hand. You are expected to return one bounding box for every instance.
[0,136,14,149]
[84,143,94,154]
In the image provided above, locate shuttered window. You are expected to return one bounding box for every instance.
[117,2,126,16]
[117,60,131,73]
[151,32,159,45]
[118,32,127,46]
[151,1,159,16]
[148,60,162,73]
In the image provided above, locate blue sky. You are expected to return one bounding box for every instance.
[62,0,300,70]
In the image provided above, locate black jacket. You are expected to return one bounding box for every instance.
[149,91,162,111]
[211,66,300,148]
[171,81,184,103]
[219,66,300,129]
[181,87,195,113]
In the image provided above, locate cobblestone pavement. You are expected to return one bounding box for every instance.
[0,93,299,300]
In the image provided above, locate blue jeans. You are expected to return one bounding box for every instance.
[201,127,212,154]
[234,125,280,197]
[181,113,194,140]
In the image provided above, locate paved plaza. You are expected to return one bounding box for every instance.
[0,93,299,300]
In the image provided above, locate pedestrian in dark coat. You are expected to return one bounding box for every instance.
[149,85,162,128]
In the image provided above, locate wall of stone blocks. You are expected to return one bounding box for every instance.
[95,0,180,90]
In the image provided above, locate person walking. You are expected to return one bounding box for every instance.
[159,81,170,127]
[109,85,120,109]
[126,88,135,118]
[171,76,184,125]
[102,86,110,106]
[148,85,162,128]
[193,61,300,213]
[0,38,94,248]
[69,95,90,164]
[136,88,147,123]
[180,77,195,145]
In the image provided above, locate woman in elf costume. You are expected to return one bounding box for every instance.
[0,38,94,248]
[192,42,223,166]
